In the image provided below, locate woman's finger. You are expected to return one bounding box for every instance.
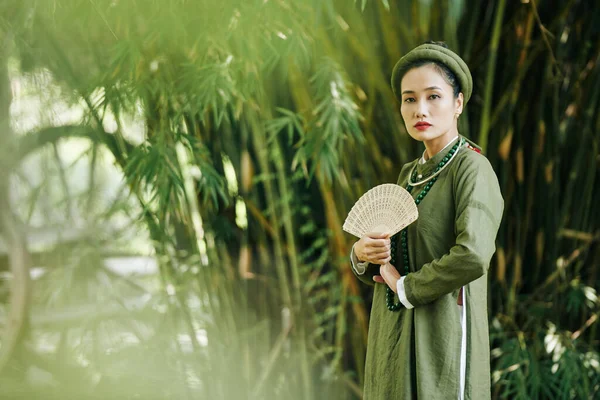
[365,246,390,257]
[366,235,391,249]
[366,232,390,240]
[371,255,391,265]
[367,239,390,249]
[368,248,391,260]
[372,275,385,283]
[356,238,389,262]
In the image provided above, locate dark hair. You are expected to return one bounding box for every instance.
[397,41,461,98]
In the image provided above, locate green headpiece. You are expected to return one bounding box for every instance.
[391,44,473,103]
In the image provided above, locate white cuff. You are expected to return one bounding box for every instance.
[397,276,414,309]
[350,243,369,275]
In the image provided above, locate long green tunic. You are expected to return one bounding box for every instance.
[353,139,503,399]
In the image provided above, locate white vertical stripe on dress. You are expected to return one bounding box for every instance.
[458,287,467,400]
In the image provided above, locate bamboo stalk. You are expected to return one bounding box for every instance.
[0,45,32,375]
[478,0,507,151]
[247,113,293,309]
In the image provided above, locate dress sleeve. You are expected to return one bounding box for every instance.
[349,245,380,286]
[403,154,504,307]
[397,276,414,308]
[350,243,370,274]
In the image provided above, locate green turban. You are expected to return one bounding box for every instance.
[391,44,473,103]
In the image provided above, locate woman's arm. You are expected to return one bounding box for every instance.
[402,154,504,307]
[349,163,414,287]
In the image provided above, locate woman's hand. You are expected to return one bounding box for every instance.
[379,263,401,293]
[354,232,391,265]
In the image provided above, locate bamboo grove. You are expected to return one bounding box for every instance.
[0,0,599,399]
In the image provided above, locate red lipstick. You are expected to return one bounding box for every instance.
[414,121,432,131]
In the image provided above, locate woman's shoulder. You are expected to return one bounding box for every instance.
[450,139,502,202]
[453,139,495,174]
[450,139,504,215]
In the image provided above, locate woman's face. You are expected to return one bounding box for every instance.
[399,64,463,144]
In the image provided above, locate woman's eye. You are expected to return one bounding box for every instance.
[403,98,415,103]
[429,94,440,100]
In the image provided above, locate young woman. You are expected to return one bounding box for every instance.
[350,42,503,399]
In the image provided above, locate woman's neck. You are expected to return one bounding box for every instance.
[423,133,459,161]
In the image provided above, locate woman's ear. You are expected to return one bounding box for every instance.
[455,92,464,115]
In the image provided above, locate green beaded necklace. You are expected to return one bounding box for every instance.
[385,137,464,311]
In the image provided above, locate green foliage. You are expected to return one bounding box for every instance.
[300,57,365,182]
[1,0,600,399]
[491,320,600,399]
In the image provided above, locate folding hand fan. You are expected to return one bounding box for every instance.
[342,184,418,238]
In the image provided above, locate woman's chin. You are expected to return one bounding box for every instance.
[408,129,456,143]
[408,130,435,141]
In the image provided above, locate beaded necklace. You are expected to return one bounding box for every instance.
[385,137,465,311]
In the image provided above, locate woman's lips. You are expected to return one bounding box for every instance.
[414,122,432,131]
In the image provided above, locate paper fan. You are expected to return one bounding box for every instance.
[342,184,418,238]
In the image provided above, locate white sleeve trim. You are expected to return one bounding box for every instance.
[397,276,414,309]
[350,243,369,275]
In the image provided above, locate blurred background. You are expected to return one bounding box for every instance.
[0,0,598,399]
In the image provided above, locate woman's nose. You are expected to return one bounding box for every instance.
[415,102,428,118]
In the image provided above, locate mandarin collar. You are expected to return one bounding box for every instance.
[414,136,461,179]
